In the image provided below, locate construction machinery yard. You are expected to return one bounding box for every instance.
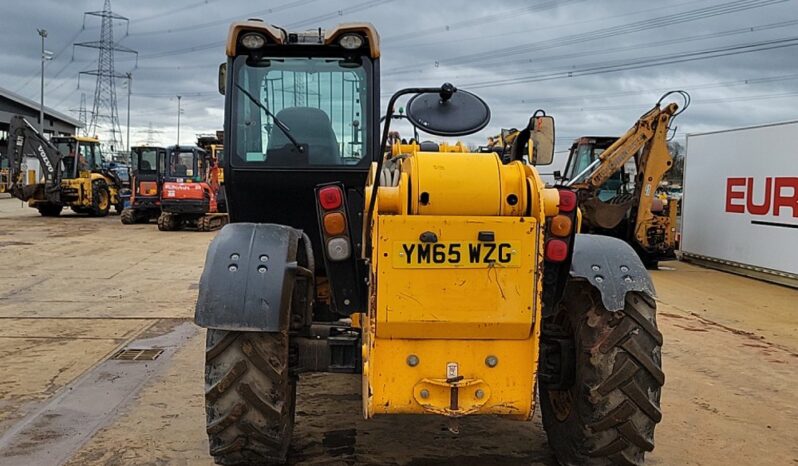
[0,196,796,465]
[2,1,798,465]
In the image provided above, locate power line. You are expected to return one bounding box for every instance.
[77,0,138,155]
[443,18,798,79]
[516,72,798,106]
[458,36,798,90]
[550,90,798,114]
[117,0,397,61]
[382,0,586,43]
[387,0,789,74]
[388,0,714,49]
[127,0,225,25]
[129,0,321,36]
[11,0,224,97]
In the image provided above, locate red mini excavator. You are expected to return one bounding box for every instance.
[157,145,227,231]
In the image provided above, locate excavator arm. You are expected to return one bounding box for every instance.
[565,96,685,262]
[6,115,63,203]
[569,103,678,190]
[630,108,678,251]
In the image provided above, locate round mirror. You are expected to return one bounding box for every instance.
[406,88,490,137]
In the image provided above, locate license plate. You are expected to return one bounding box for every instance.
[393,241,521,268]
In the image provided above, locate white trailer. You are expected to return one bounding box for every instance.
[681,120,798,288]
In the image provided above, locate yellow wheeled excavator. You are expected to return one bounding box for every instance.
[194,20,663,466]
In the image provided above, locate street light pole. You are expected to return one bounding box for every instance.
[37,28,47,134]
[176,95,182,146]
[126,72,132,161]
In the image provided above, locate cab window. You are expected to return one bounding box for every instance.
[233,55,370,167]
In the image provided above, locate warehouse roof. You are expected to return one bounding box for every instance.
[0,85,82,128]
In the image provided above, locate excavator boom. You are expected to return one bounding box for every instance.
[561,93,688,266]
[568,103,678,190]
[6,115,63,203]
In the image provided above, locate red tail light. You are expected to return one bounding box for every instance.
[558,189,576,213]
[319,186,343,210]
[545,239,569,262]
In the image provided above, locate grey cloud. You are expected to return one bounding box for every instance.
[2,0,797,149]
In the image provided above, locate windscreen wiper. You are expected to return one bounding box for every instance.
[234,83,303,153]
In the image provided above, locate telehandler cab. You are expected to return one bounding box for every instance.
[121,145,166,224]
[195,20,663,466]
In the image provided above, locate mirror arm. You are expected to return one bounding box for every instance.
[364,85,450,258]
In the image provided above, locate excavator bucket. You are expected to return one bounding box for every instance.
[580,195,634,230]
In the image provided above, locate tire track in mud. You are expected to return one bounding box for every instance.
[659,310,798,358]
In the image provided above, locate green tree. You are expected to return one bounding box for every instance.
[666,140,684,185]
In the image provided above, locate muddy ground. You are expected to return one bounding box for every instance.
[0,194,796,465]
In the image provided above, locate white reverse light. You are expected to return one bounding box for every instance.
[326,237,351,261]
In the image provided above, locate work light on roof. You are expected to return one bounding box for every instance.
[240,32,266,49]
[338,33,364,50]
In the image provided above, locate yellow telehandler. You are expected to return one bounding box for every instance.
[194,21,663,466]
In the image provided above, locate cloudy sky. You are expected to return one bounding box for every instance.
[2,0,797,164]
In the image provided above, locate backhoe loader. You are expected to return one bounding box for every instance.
[560,92,689,267]
[194,20,663,466]
[5,115,122,217]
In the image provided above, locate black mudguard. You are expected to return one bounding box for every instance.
[195,223,303,331]
[569,234,655,312]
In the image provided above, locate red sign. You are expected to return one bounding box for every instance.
[726,177,798,218]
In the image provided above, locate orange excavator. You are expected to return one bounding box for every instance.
[157,145,227,231]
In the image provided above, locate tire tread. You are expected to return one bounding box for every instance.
[540,284,663,466]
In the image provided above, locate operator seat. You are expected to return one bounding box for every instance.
[268,107,340,165]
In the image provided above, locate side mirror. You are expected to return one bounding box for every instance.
[405,83,491,137]
[218,63,226,95]
[529,115,555,165]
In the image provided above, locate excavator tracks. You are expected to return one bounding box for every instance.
[197,214,228,232]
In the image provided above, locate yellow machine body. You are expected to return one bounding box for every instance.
[0,168,8,193]
[27,169,119,209]
[26,136,120,210]
[363,143,560,419]
[211,144,224,184]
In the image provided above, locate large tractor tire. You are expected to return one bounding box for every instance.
[88,180,111,217]
[204,329,296,465]
[540,281,664,466]
[157,212,178,231]
[37,203,62,217]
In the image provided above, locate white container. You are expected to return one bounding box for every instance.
[681,120,798,287]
